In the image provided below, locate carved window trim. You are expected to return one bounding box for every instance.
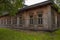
[37,11,43,25]
[29,12,34,25]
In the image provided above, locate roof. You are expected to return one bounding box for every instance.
[18,1,53,13]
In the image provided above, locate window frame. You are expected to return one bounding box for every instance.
[7,17,11,25]
[12,17,17,25]
[29,13,34,25]
[19,14,23,25]
[29,15,34,25]
[37,11,43,25]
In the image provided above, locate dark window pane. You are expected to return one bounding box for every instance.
[19,16,23,24]
[38,18,42,24]
[38,19,40,24]
[1,20,3,24]
[30,16,33,18]
[30,15,33,24]
[12,17,17,24]
[38,14,42,17]
[38,13,42,24]
[20,17,22,19]
[41,18,42,24]
[7,18,11,24]
[19,19,23,24]
[4,19,6,24]
[30,19,33,24]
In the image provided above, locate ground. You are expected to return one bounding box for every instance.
[0,28,60,40]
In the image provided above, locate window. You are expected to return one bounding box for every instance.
[7,18,11,24]
[19,17,23,24]
[3,19,6,24]
[30,15,34,24]
[38,14,42,24]
[1,19,3,24]
[19,15,23,25]
[12,17,17,24]
[37,11,43,24]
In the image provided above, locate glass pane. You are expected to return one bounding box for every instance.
[38,14,42,17]
[4,19,6,24]
[38,19,40,24]
[30,19,33,24]
[19,19,23,24]
[19,16,23,24]
[30,16,33,18]
[38,14,42,24]
[7,18,11,24]
[41,18,42,24]
[12,17,17,24]
[30,15,33,24]
[1,20,3,24]
[38,18,42,24]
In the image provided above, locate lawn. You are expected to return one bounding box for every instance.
[0,28,60,40]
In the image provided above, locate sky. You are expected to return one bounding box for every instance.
[25,0,47,6]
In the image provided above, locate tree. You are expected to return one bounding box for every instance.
[54,0,60,13]
[0,0,24,16]
[48,0,60,13]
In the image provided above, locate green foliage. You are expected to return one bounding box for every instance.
[54,0,60,13]
[54,4,60,13]
[0,28,60,40]
[55,0,60,13]
[0,0,24,16]
[49,0,60,13]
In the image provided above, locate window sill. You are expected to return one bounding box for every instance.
[37,24,43,27]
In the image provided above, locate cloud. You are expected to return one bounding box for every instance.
[25,0,47,6]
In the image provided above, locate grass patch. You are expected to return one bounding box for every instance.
[0,28,60,40]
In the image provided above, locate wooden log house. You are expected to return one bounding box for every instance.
[0,1,60,31]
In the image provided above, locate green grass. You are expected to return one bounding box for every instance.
[0,28,60,40]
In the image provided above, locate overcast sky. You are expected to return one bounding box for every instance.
[25,0,47,6]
